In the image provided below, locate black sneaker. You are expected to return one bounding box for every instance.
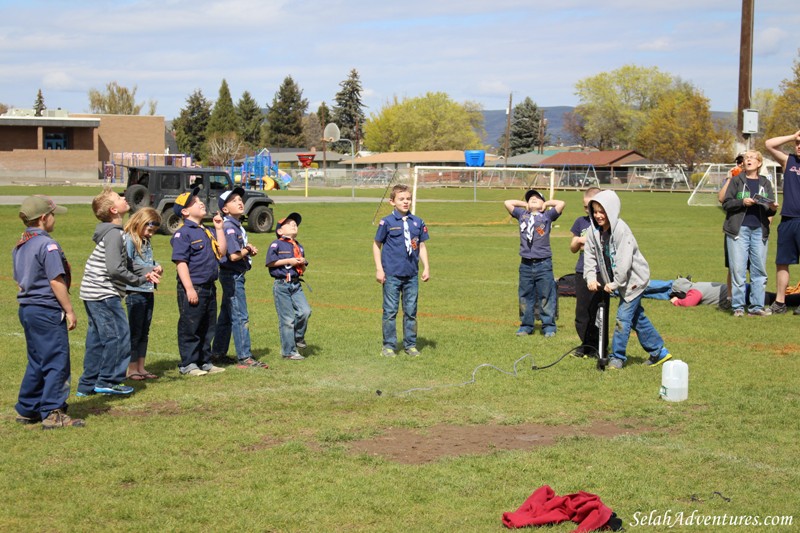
[794,306,800,316]
[295,339,307,349]
[769,301,787,314]
[211,354,237,365]
[15,414,40,425]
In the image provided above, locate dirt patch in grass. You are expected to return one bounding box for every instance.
[347,421,648,464]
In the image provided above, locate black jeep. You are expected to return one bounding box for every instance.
[123,166,275,235]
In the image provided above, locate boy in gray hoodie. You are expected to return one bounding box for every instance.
[583,190,671,369]
[77,189,160,396]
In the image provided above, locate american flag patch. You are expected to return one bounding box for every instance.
[226,228,235,235]
[174,232,181,238]
[379,220,385,225]
[270,242,278,248]
[47,243,59,252]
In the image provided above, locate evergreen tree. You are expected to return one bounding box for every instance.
[236,90,264,149]
[262,76,308,148]
[317,102,331,129]
[33,89,46,117]
[331,69,366,149]
[206,79,238,137]
[173,89,212,163]
[497,97,543,156]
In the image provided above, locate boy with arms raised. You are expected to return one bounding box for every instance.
[504,189,565,337]
[78,189,160,396]
[212,187,266,368]
[373,185,430,357]
[583,190,671,369]
[171,188,227,376]
[14,196,84,428]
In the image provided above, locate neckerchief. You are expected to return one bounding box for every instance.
[281,236,304,276]
[201,226,222,260]
[16,229,72,290]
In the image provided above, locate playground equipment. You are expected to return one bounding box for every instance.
[297,153,316,198]
[230,148,290,191]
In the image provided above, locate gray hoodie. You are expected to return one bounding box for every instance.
[80,222,151,301]
[583,190,650,302]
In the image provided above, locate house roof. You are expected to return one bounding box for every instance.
[502,151,552,166]
[0,116,100,128]
[353,150,499,166]
[539,150,646,167]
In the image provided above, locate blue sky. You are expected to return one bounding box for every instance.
[0,0,797,120]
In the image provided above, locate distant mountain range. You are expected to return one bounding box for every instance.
[481,107,735,152]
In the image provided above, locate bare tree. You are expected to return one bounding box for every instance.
[206,132,245,167]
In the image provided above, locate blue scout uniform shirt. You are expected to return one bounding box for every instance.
[220,216,251,274]
[266,237,306,280]
[12,228,70,310]
[570,215,592,273]
[512,206,560,260]
[374,209,429,277]
[780,154,800,218]
[170,219,221,285]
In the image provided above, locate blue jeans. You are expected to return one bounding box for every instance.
[212,270,252,361]
[16,305,71,420]
[126,291,154,363]
[176,283,217,373]
[611,294,665,362]
[518,258,556,334]
[727,227,768,312]
[79,297,131,393]
[382,275,419,349]
[273,279,311,356]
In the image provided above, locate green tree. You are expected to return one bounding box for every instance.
[262,76,308,148]
[173,89,212,163]
[0,102,8,115]
[236,90,263,149]
[88,81,157,115]
[764,50,800,144]
[363,92,484,152]
[498,97,544,156]
[635,84,731,170]
[331,69,366,149]
[317,102,332,129]
[33,89,46,117]
[574,65,673,149]
[206,79,238,137]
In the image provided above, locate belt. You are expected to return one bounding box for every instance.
[522,257,550,264]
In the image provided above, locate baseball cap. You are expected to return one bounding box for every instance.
[276,212,302,235]
[20,195,67,220]
[173,187,201,216]
[525,189,544,202]
[218,187,245,211]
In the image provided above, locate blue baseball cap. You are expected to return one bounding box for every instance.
[173,187,201,216]
[218,187,245,211]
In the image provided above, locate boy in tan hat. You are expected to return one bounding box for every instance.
[13,196,84,429]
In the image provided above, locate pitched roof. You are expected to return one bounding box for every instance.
[353,150,499,166]
[539,150,646,167]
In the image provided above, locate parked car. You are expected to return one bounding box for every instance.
[123,166,275,234]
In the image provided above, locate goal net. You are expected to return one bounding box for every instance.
[371,166,556,224]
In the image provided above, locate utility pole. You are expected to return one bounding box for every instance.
[737,0,754,141]
[504,93,512,162]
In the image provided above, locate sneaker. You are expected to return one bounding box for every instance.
[282,353,305,361]
[41,409,85,430]
[380,347,396,358]
[94,384,135,395]
[543,331,555,338]
[748,308,772,317]
[75,390,95,398]
[15,414,40,425]
[295,339,307,350]
[769,301,787,314]
[211,354,237,365]
[644,350,672,367]
[185,368,208,377]
[236,357,268,369]
[203,365,226,374]
[718,299,732,311]
[405,347,421,357]
[733,309,745,317]
[608,358,624,370]
[794,306,800,316]
[515,328,532,336]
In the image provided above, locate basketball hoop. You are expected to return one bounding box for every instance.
[297,153,316,168]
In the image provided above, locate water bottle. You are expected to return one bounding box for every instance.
[660,360,688,402]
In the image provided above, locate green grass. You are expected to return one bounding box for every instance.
[0,190,798,532]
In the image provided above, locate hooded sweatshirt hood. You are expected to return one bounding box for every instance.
[588,190,621,233]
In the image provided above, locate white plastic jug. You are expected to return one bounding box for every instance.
[660,360,688,402]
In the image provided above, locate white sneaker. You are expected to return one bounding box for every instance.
[186,368,208,377]
[204,365,226,374]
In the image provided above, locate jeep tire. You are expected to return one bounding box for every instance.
[247,205,274,233]
[160,208,183,235]
[125,184,150,211]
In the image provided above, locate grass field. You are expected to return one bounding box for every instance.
[0,188,797,532]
